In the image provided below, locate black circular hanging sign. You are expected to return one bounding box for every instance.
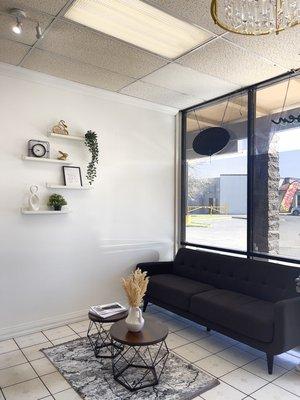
[192,127,230,156]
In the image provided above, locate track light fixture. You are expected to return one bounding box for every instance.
[8,8,43,40]
[35,22,43,39]
[9,8,26,35]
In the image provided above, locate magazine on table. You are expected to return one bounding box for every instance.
[90,302,127,318]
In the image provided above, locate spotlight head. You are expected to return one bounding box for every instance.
[9,8,26,34]
[12,19,22,34]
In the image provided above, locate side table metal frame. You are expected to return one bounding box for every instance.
[87,320,123,359]
[111,339,169,391]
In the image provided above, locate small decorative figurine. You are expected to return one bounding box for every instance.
[57,150,68,161]
[28,185,40,211]
[52,120,69,135]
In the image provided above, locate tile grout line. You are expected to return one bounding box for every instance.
[218,368,270,398]
[175,350,250,398]
[12,330,81,398]
[42,325,80,343]
[19,322,300,400]
[1,308,299,399]
[0,387,6,400]
[9,335,54,398]
[179,336,300,398]
[157,310,291,398]
[270,369,300,398]
[0,355,29,372]
[242,367,300,400]
[173,333,299,397]
[67,323,82,336]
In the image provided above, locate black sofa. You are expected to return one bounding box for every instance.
[138,248,300,374]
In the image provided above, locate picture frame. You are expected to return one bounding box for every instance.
[63,166,82,187]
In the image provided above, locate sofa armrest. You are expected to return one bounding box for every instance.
[136,261,174,276]
[273,296,300,352]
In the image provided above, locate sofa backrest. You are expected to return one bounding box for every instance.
[174,248,300,302]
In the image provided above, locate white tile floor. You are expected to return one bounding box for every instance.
[0,304,299,400]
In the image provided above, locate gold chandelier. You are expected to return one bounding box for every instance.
[211,0,300,35]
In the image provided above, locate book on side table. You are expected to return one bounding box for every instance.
[89,302,127,319]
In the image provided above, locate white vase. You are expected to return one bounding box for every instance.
[28,185,40,211]
[125,306,145,332]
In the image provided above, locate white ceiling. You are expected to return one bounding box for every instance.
[0,0,299,109]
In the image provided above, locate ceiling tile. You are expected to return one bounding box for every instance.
[225,28,300,70]
[37,19,169,79]
[175,95,206,109]
[178,38,286,86]
[0,11,53,46]
[142,63,239,100]
[143,0,224,35]
[120,80,204,108]
[0,38,29,65]
[0,0,69,16]
[21,49,135,91]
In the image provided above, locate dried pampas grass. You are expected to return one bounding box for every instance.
[122,268,149,307]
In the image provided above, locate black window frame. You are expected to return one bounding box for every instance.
[180,68,300,266]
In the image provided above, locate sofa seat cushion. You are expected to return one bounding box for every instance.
[148,274,215,311]
[190,289,275,342]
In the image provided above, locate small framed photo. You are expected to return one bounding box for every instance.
[63,166,82,187]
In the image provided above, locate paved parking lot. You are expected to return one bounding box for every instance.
[186,215,300,260]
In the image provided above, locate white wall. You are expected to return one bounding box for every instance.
[0,64,176,339]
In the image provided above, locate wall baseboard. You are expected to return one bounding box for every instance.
[0,309,88,341]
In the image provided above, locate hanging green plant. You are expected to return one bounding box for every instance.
[84,130,99,185]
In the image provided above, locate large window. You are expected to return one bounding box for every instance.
[182,93,248,252]
[181,72,300,264]
[253,77,300,260]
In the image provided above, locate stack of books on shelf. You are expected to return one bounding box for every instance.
[89,302,127,319]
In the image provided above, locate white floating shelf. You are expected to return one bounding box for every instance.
[47,132,84,141]
[22,155,72,165]
[46,183,92,190]
[21,208,71,215]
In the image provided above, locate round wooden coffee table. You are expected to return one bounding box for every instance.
[110,315,169,391]
[87,310,128,359]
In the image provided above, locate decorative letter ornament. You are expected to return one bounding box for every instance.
[28,185,40,211]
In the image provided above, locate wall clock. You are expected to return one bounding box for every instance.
[28,140,50,158]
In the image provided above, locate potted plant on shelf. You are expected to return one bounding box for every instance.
[84,130,99,185]
[48,194,67,211]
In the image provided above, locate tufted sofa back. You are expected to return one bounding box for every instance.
[174,248,300,302]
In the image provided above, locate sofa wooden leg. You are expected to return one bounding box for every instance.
[143,299,149,312]
[267,354,274,374]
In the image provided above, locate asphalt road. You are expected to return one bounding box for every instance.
[186,215,300,259]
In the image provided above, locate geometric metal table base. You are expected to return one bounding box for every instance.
[87,320,124,359]
[112,339,169,391]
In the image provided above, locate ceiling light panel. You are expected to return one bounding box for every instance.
[64,0,213,59]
